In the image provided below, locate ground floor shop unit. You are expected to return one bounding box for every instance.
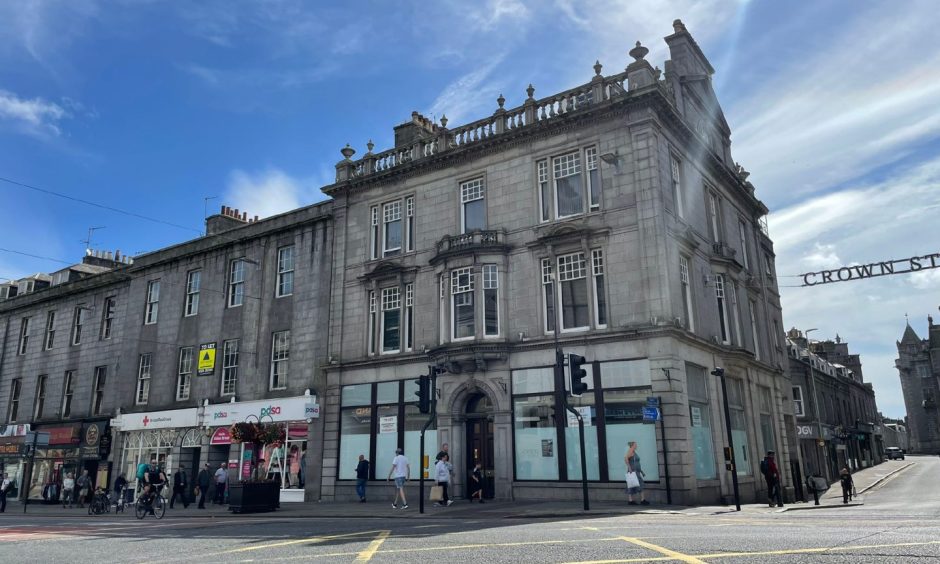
[318,334,795,506]
[112,394,318,503]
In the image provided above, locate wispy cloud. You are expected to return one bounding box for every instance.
[427,56,506,125]
[223,168,327,219]
[0,88,71,137]
[0,0,100,74]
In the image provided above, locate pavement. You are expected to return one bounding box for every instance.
[3,458,917,521]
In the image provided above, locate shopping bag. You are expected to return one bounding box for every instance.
[193,486,201,497]
[625,471,640,489]
[429,485,444,501]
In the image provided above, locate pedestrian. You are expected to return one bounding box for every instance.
[170,466,189,508]
[61,472,75,508]
[214,462,228,504]
[469,461,484,503]
[113,473,128,506]
[434,453,453,506]
[839,466,854,504]
[625,441,649,505]
[355,454,370,503]
[76,469,92,508]
[196,463,211,509]
[386,447,410,509]
[435,442,450,462]
[760,450,783,508]
[0,472,11,513]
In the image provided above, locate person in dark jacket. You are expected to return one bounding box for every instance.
[196,463,211,509]
[760,451,783,508]
[839,466,854,504]
[113,473,128,505]
[355,454,370,502]
[170,468,189,508]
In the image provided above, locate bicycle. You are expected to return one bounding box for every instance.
[135,491,167,520]
[87,489,111,516]
[114,487,128,513]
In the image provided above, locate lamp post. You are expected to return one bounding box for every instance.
[803,328,827,479]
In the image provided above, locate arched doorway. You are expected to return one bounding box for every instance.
[465,393,495,499]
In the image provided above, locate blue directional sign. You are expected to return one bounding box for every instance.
[642,407,661,421]
[646,396,661,408]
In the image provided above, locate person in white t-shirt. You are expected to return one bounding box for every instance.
[386,448,410,509]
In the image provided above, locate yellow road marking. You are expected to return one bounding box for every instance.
[617,537,707,564]
[696,539,940,559]
[222,530,384,554]
[354,530,390,562]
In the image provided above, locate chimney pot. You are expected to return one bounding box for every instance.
[115,249,121,260]
[254,215,259,222]
[242,212,247,221]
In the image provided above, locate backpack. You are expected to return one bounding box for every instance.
[759,459,768,476]
[136,462,148,481]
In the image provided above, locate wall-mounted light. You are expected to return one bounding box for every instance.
[599,151,620,165]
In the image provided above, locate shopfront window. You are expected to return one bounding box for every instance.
[511,359,656,483]
[338,380,435,481]
[121,429,178,492]
[686,363,716,480]
[727,379,752,476]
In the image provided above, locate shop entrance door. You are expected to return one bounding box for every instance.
[465,394,495,499]
[179,447,200,501]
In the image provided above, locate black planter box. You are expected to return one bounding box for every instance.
[227,482,280,513]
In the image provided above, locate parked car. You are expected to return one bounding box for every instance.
[885,447,905,460]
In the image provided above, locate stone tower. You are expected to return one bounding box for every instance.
[894,317,940,453]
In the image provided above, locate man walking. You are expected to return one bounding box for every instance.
[355,454,370,503]
[170,466,189,509]
[760,450,783,508]
[196,463,210,509]
[0,472,11,513]
[386,448,410,509]
[214,462,228,504]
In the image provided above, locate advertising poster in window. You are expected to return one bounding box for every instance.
[198,343,216,376]
[379,416,397,434]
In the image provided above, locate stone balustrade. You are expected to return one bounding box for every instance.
[334,61,637,183]
[432,229,507,263]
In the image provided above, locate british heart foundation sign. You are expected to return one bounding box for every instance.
[210,427,232,445]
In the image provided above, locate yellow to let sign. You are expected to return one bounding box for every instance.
[198,343,216,375]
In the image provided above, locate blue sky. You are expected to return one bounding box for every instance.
[1,0,939,418]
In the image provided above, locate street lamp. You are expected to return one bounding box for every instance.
[803,329,827,474]
[712,367,741,511]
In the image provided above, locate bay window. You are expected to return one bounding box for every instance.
[451,267,475,340]
[483,265,499,336]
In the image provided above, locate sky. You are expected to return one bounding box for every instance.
[1,0,938,419]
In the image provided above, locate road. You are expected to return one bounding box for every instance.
[1,456,938,563]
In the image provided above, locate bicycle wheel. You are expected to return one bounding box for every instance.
[135,500,147,520]
[153,496,166,519]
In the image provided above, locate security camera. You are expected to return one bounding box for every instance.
[710,367,725,377]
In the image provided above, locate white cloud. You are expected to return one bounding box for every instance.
[427,56,506,125]
[801,243,841,270]
[910,269,940,290]
[223,168,325,219]
[0,88,70,137]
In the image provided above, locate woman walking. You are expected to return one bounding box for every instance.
[625,441,649,506]
[434,453,453,506]
[469,461,484,503]
[61,473,75,508]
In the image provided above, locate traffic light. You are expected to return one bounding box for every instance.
[415,375,431,414]
[569,354,588,396]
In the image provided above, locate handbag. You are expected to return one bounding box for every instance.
[429,485,444,501]
[625,471,641,489]
[193,486,201,497]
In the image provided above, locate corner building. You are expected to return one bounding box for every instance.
[320,21,793,505]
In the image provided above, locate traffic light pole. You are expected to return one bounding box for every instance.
[564,400,590,511]
[418,366,438,515]
[715,368,741,511]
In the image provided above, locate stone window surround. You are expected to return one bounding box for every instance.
[435,256,506,345]
[368,193,416,260]
[533,231,610,336]
[363,266,417,357]
[535,142,602,223]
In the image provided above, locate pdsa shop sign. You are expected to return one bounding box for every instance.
[208,396,314,425]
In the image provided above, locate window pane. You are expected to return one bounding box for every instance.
[603,394,659,481]
[453,292,474,339]
[385,220,402,253]
[730,408,751,475]
[463,199,485,232]
[484,288,498,335]
[405,404,436,479]
[565,395,600,480]
[540,182,551,221]
[339,408,372,479]
[595,274,606,326]
[561,278,589,329]
[377,381,399,404]
[341,384,372,407]
[376,404,399,467]
[600,359,651,389]
[383,310,401,351]
[513,395,559,480]
[690,402,716,479]
[556,174,583,217]
[760,413,776,454]
[512,367,554,395]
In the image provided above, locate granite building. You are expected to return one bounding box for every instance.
[319,21,792,505]
[3,20,794,507]
[786,330,882,484]
[895,317,940,453]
